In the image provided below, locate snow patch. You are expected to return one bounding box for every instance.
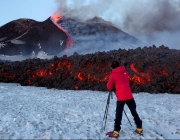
[0,83,179,139]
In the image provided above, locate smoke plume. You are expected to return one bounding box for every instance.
[54,0,180,49]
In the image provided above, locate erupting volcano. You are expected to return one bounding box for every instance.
[0,14,143,57]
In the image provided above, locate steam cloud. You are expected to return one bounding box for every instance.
[54,0,180,49]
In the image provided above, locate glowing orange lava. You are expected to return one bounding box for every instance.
[51,15,60,21]
[129,63,151,85]
[32,69,52,78]
[77,72,83,81]
[1,60,173,91]
[50,14,73,53]
[74,86,79,90]
[2,72,16,79]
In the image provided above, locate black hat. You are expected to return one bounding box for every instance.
[111,61,119,69]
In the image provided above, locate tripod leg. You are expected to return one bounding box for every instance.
[103,91,111,130]
[123,110,132,127]
[103,104,108,120]
[103,93,110,120]
[104,103,110,130]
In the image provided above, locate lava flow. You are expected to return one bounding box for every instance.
[129,63,169,85]
[0,45,180,94]
[129,63,151,85]
[51,14,73,53]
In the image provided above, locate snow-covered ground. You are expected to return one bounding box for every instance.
[0,83,180,139]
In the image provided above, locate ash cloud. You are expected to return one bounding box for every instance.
[55,0,180,49]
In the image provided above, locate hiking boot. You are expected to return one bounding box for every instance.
[134,128,143,135]
[106,130,119,138]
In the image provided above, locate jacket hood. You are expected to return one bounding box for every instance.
[112,66,125,73]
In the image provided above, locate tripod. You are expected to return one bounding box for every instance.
[103,91,132,130]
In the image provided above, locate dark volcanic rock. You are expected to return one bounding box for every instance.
[0,45,180,94]
[0,18,68,55]
[0,18,36,41]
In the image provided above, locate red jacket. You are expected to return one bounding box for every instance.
[107,66,133,101]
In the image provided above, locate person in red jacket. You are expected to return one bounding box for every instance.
[106,61,142,138]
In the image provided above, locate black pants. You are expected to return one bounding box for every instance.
[114,98,142,131]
